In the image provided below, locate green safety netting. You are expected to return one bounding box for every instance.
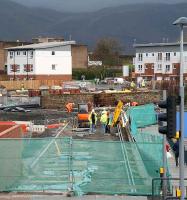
[0,137,162,196]
[126,104,170,196]
[127,104,157,128]
[126,103,162,142]
[0,104,165,196]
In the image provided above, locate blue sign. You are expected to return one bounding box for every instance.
[176,112,187,138]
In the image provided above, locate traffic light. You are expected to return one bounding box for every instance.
[158,96,177,138]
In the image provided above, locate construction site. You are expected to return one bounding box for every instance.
[0,100,186,200]
[0,80,186,200]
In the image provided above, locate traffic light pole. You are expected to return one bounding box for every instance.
[179,24,185,200]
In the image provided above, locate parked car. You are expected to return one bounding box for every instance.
[3,107,12,112]
[3,107,31,112]
[122,80,131,87]
[100,78,114,84]
[14,107,31,112]
[114,77,124,84]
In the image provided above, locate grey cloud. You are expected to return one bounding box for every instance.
[11,0,185,12]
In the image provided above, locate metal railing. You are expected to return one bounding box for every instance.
[152,177,187,200]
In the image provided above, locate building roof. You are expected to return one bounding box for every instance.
[6,41,76,50]
[133,42,187,48]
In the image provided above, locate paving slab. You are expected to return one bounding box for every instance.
[0,194,148,200]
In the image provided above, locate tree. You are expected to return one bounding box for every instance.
[93,38,122,67]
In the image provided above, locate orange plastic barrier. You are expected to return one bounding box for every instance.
[0,121,27,133]
[46,123,65,129]
[0,121,16,125]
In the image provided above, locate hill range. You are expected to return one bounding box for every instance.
[1,0,187,54]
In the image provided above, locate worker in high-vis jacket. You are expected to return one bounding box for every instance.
[65,102,75,113]
[88,109,97,133]
[141,79,145,87]
[130,81,136,89]
[100,109,108,134]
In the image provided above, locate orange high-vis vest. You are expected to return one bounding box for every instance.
[65,103,74,113]
[131,102,138,106]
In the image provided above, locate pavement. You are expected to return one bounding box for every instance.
[0,194,148,200]
[167,150,187,194]
[140,124,187,195]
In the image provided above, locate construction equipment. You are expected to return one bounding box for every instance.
[77,103,89,128]
[111,100,123,127]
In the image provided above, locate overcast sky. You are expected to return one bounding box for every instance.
[11,0,185,12]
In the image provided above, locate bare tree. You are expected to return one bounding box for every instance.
[93,37,122,66]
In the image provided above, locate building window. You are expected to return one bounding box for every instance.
[23,51,27,56]
[174,52,176,56]
[10,64,16,72]
[138,65,143,71]
[9,51,14,59]
[146,53,148,57]
[152,53,154,56]
[30,64,33,72]
[158,53,162,61]
[157,64,162,70]
[29,51,33,58]
[4,65,7,72]
[17,51,20,56]
[52,51,55,55]
[52,64,56,70]
[185,56,187,62]
[24,64,33,72]
[10,64,20,72]
[16,65,20,72]
[166,65,170,72]
[165,77,170,81]
[166,53,170,61]
[138,53,143,61]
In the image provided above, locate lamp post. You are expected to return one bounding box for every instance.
[26,50,29,80]
[173,17,187,200]
[13,51,16,80]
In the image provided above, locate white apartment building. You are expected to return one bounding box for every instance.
[133,42,187,82]
[6,41,83,81]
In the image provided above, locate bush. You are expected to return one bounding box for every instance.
[72,67,122,80]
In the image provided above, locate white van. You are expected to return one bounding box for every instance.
[114,77,124,84]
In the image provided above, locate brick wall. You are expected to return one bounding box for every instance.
[0,41,30,72]
[41,91,161,109]
[72,45,88,69]
[41,93,94,109]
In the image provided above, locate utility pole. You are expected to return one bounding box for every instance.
[173,17,187,200]
[162,90,167,198]
[13,51,16,80]
[27,50,29,80]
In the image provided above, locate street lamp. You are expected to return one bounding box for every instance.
[173,17,187,200]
